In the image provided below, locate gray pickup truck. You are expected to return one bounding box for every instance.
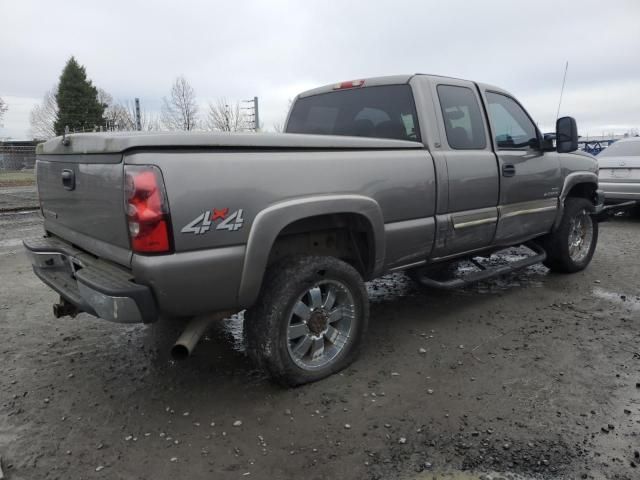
[25,74,604,385]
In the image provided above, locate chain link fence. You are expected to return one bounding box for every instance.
[0,143,37,192]
[0,143,38,171]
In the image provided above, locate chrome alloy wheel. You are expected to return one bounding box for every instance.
[286,280,355,371]
[568,208,594,263]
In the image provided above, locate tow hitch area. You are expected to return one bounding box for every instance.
[52,297,80,318]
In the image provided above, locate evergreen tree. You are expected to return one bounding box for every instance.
[53,57,105,135]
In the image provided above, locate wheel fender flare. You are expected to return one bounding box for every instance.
[552,172,598,230]
[238,195,385,308]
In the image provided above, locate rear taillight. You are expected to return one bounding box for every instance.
[124,165,172,254]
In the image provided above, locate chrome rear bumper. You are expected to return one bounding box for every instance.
[24,236,157,324]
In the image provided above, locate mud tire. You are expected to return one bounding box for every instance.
[541,197,598,273]
[244,256,368,386]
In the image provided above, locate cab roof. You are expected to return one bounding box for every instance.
[296,73,507,99]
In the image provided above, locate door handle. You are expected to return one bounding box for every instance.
[61,169,75,190]
[502,164,516,177]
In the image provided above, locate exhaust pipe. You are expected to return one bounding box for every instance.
[171,311,233,360]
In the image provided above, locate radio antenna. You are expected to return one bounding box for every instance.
[556,61,569,121]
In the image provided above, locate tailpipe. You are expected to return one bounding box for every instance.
[171,311,233,360]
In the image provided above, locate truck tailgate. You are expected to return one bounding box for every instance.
[36,154,132,267]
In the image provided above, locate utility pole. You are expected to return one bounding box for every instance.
[241,97,260,132]
[253,96,259,132]
[134,98,142,131]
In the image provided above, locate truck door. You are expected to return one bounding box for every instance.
[479,89,561,244]
[429,79,499,258]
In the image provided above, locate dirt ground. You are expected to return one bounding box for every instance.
[0,211,639,480]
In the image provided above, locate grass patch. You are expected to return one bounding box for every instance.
[0,170,36,187]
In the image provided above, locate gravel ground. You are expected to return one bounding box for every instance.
[0,211,639,480]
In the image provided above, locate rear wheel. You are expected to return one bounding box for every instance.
[244,256,368,386]
[541,197,598,273]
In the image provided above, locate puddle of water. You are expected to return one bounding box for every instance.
[219,311,245,352]
[592,287,640,311]
[368,273,419,303]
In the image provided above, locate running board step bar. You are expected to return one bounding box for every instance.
[415,242,547,290]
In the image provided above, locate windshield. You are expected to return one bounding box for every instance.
[286,85,421,142]
[598,139,640,157]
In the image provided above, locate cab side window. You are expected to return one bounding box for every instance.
[486,92,538,149]
[437,85,487,150]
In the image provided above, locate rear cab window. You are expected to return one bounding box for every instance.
[436,85,487,149]
[286,85,421,142]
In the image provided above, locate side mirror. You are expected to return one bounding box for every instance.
[556,116,578,153]
[533,134,555,152]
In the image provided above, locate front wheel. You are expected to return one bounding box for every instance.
[541,197,598,273]
[244,256,369,386]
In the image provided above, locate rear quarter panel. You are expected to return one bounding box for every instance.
[125,149,436,252]
[125,148,436,314]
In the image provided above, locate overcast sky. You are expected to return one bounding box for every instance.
[1,0,638,139]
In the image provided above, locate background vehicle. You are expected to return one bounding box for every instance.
[597,137,640,213]
[25,74,603,385]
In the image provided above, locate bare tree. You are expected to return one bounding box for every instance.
[0,96,8,128]
[205,99,247,132]
[104,103,133,131]
[105,100,159,132]
[98,88,127,131]
[97,88,112,109]
[144,114,161,132]
[29,89,58,139]
[161,76,198,131]
[99,89,159,132]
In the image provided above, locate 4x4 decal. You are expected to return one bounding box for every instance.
[181,208,244,235]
